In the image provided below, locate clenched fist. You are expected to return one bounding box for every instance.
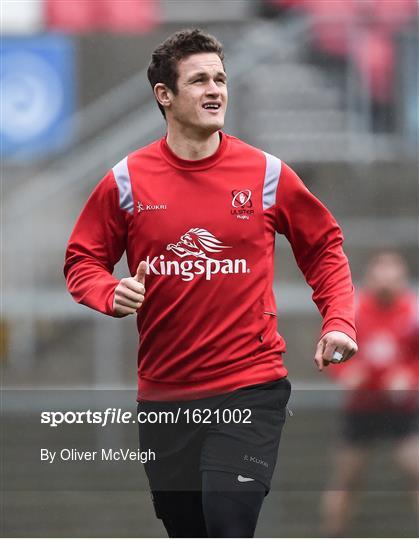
[314,330,358,371]
[113,261,147,317]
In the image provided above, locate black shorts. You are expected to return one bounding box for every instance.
[343,410,419,445]
[137,377,291,492]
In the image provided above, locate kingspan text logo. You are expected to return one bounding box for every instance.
[145,228,250,282]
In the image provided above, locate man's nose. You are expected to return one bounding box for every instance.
[205,79,220,95]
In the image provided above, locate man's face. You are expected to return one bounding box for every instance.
[167,52,228,134]
[365,254,408,299]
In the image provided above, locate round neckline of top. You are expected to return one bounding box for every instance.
[159,131,229,171]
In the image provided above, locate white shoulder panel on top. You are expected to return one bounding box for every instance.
[112,156,134,214]
[262,152,282,210]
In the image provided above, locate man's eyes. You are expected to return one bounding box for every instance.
[191,78,226,84]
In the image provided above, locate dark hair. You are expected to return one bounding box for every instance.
[147,28,225,118]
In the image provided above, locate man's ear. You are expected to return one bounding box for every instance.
[154,83,172,111]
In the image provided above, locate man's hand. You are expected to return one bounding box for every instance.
[113,261,147,317]
[314,331,358,371]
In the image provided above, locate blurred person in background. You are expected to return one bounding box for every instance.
[322,250,419,537]
[64,29,357,537]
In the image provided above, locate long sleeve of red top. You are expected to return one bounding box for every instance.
[64,171,128,316]
[275,163,356,341]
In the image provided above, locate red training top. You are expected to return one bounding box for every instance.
[328,290,418,411]
[64,132,356,400]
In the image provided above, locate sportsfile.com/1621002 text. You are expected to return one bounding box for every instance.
[40,408,253,427]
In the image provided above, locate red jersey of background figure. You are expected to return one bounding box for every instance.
[64,132,356,400]
[329,291,418,411]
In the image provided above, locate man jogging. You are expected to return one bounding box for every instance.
[64,29,357,537]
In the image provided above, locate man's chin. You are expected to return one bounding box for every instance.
[199,119,225,135]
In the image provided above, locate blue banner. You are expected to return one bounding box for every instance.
[1,35,75,160]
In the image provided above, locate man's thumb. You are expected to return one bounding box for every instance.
[135,261,147,285]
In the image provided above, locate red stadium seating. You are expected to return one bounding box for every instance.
[46,0,160,33]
